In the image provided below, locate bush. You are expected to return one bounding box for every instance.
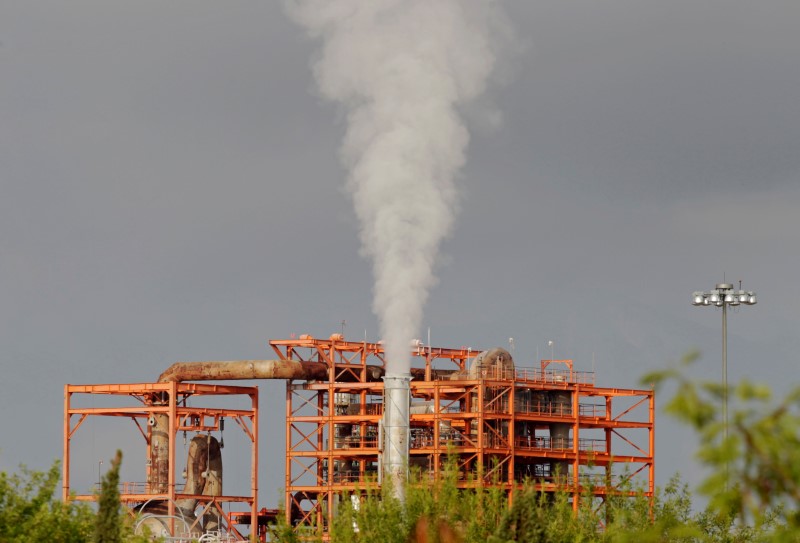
[0,461,94,542]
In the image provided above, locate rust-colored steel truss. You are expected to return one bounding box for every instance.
[273,336,655,533]
[62,335,654,540]
[63,382,259,540]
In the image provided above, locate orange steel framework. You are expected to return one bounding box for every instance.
[62,335,654,540]
[272,336,655,533]
[63,382,259,540]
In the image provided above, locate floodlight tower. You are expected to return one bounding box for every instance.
[691,282,757,444]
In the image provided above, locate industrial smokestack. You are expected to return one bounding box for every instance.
[285,0,508,376]
[382,373,411,502]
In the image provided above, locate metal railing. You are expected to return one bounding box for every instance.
[339,403,383,416]
[515,400,573,416]
[514,436,607,453]
[441,366,595,385]
[326,472,371,484]
[120,481,154,494]
[578,403,605,417]
[333,436,379,449]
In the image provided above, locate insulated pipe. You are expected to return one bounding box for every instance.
[159,360,452,384]
[158,360,330,383]
[382,373,411,503]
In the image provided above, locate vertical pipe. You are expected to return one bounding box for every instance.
[383,374,411,503]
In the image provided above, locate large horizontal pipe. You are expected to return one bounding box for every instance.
[158,360,458,384]
[158,360,329,383]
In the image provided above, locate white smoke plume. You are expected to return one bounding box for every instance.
[286,1,506,374]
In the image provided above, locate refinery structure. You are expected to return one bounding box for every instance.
[63,334,654,541]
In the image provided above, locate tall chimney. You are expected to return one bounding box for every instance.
[382,373,411,503]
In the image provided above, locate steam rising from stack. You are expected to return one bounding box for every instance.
[286,0,505,374]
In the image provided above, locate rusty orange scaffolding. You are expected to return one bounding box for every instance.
[273,336,654,532]
[62,335,654,539]
[63,382,259,539]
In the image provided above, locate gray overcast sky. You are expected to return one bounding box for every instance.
[2,1,799,508]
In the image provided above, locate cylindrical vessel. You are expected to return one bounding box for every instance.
[148,401,170,494]
[549,390,573,478]
[176,434,223,531]
[382,373,411,503]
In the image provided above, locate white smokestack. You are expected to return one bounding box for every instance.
[382,373,411,502]
[286,0,506,374]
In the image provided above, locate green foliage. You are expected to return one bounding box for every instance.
[644,351,800,541]
[0,458,152,543]
[0,461,94,542]
[94,450,124,543]
[320,462,582,541]
[271,505,303,543]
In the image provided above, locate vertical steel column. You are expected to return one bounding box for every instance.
[318,390,325,528]
[285,385,292,527]
[327,383,334,524]
[251,389,259,539]
[508,384,515,500]
[63,386,70,501]
[477,382,484,483]
[168,382,177,535]
[572,385,580,511]
[649,390,655,499]
[605,396,613,493]
[433,381,441,480]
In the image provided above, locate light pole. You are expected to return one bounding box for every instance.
[691,282,757,445]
